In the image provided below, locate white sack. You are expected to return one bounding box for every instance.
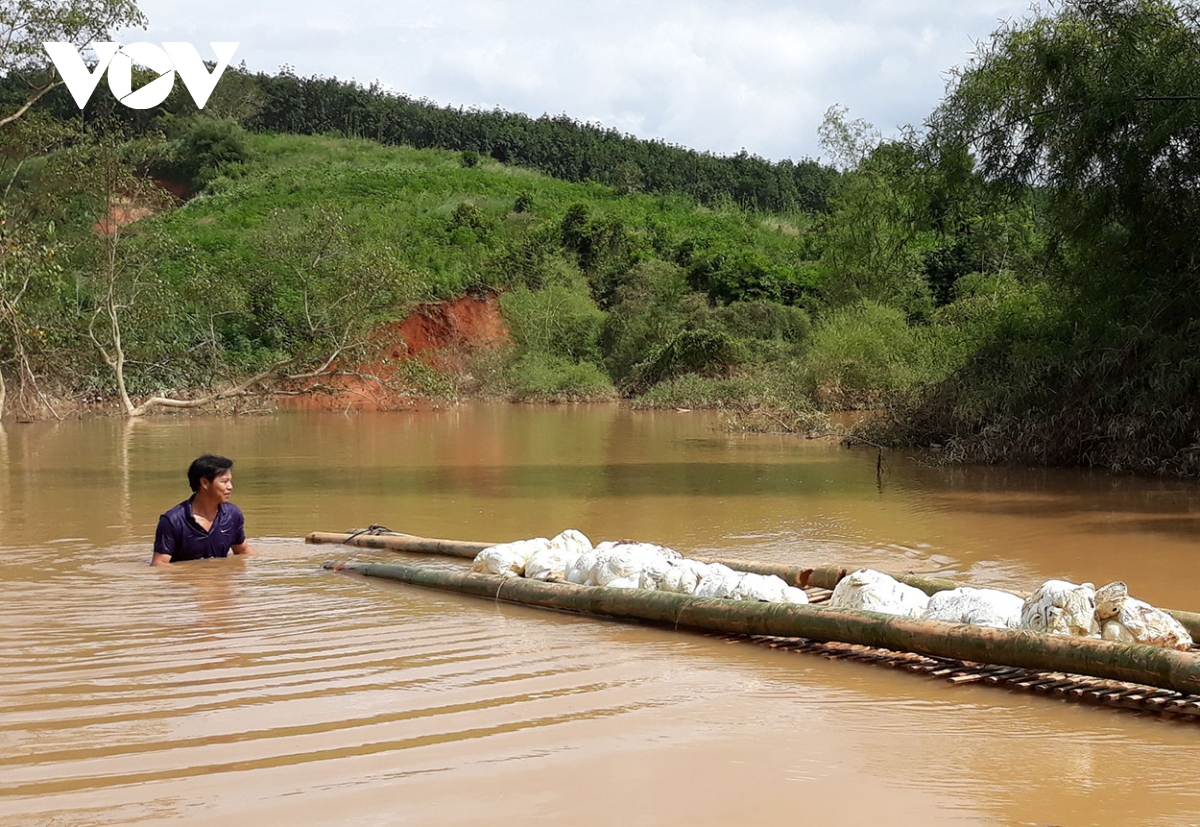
[731,572,792,603]
[472,538,549,578]
[780,586,810,605]
[829,569,929,618]
[593,542,679,589]
[524,548,570,581]
[1096,581,1192,650]
[525,529,594,581]
[665,562,808,604]
[638,554,677,591]
[1020,579,1099,637]
[551,529,593,558]
[563,549,599,586]
[923,587,1024,629]
[659,559,714,595]
[694,563,743,599]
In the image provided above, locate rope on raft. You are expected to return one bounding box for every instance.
[340,525,398,544]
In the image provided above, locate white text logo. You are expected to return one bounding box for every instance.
[42,42,239,110]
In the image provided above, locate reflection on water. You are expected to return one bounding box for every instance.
[2,405,1200,826]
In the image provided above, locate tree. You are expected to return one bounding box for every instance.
[0,0,144,417]
[0,0,146,126]
[929,0,1200,324]
[260,204,409,381]
[817,160,928,311]
[0,204,61,417]
[818,105,882,173]
[889,0,1200,474]
[816,136,947,317]
[0,113,73,418]
[82,161,409,416]
[78,133,176,416]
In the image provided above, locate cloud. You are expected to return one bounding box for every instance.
[132,0,1032,160]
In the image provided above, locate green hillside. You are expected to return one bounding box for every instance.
[16,130,835,411]
[158,133,818,305]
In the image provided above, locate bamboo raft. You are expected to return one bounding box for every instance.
[310,529,1200,721]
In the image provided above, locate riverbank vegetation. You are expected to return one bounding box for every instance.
[1,0,1198,476]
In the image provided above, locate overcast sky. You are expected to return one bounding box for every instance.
[126,0,1034,163]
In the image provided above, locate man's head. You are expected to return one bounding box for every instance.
[187,454,235,494]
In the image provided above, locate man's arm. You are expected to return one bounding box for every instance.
[229,505,251,556]
[152,511,177,566]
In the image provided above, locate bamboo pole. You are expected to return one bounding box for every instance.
[324,559,1200,696]
[306,531,486,558]
[689,559,965,596]
[305,530,1200,639]
[303,533,948,588]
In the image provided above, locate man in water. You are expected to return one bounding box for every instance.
[151,454,253,566]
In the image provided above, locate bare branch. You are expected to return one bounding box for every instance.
[0,81,61,129]
[127,346,359,416]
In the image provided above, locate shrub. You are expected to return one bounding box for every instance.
[933,270,1049,351]
[628,328,748,391]
[682,243,804,304]
[599,260,704,382]
[631,368,829,435]
[493,224,573,290]
[558,204,639,305]
[448,201,490,232]
[153,118,252,191]
[499,285,606,362]
[802,300,940,408]
[506,353,615,401]
[560,203,590,251]
[710,300,811,364]
[632,374,758,409]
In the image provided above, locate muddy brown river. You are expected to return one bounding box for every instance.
[2,405,1200,825]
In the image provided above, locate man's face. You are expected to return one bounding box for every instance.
[203,470,234,502]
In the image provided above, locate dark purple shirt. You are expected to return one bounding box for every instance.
[153,498,246,562]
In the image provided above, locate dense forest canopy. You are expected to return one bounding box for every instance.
[12,63,841,214]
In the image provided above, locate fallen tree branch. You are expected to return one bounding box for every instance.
[126,350,372,416]
[128,358,290,415]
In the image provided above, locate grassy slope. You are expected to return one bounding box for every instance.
[152,133,817,305]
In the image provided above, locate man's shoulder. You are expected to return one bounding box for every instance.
[220,502,246,524]
[159,499,192,523]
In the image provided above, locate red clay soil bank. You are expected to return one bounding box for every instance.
[91,178,190,235]
[92,197,159,235]
[393,291,510,367]
[277,292,511,412]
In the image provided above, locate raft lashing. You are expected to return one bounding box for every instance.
[309,530,1200,722]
